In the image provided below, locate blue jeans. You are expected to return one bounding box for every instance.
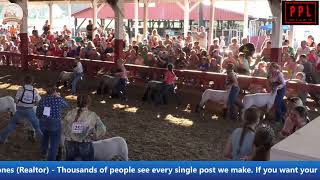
[0,107,43,142]
[274,86,287,122]
[159,83,175,104]
[65,141,94,161]
[227,86,240,119]
[72,73,83,94]
[41,128,60,161]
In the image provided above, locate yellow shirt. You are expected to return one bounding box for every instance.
[63,108,106,142]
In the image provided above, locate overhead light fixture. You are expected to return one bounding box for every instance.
[202,0,211,6]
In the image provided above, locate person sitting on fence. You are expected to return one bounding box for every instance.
[113,59,128,100]
[0,75,43,144]
[63,94,106,160]
[159,63,177,105]
[36,85,69,160]
[71,57,84,95]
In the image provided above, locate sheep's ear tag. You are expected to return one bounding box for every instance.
[43,107,51,117]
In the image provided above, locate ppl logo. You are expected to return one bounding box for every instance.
[282,1,319,25]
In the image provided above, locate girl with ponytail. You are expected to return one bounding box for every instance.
[63,94,106,160]
[224,107,260,160]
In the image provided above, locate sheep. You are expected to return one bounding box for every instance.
[142,80,163,103]
[0,96,16,117]
[58,135,128,161]
[96,75,120,97]
[92,137,128,161]
[242,86,281,116]
[142,80,180,106]
[56,71,74,88]
[195,89,230,113]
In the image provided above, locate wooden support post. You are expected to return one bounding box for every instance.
[208,0,215,46]
[114,0,125,62]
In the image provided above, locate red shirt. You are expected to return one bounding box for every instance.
[53,49,64,57]
[164,71,176,85]
[47,34,55,42]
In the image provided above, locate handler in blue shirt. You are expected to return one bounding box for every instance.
[36,85,69,160]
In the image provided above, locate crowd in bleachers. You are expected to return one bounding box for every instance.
[0,21,319,162]
[0,21,319,82]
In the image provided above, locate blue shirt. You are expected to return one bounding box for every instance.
[231,128,255,160]
[36,95,69,131]
[199,63,209,71]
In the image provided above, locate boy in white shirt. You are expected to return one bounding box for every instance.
[71,57,84,95]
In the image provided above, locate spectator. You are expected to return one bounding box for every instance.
[86,20,96,41]
[224,107,260,160]
[281,100,308,137]
[222,51,237,70]
[307,35,316,48]
[299,54,313,83]
[252,61,267,77]
[239,37,255,58]
[251,124,275,161]
[261,41,272,62]
[237,52,250,75]
[296,40,310,59]
[195,26,208,50]
[198,57,209,71]
[228,37,240,57]
[43,20,50,35]
[62,25,71,36]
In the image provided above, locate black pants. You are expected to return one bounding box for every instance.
[65,141,94,161]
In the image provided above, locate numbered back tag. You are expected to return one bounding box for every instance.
[43,107,51,117]
[72,122,84,134]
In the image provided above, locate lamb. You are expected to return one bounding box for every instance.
[142,80,180,105]
[242,86,281,114]
[0,96,16,117]
[56,71,74,88]
[96,75,120,96]
[195,89,230,113]
[142,80,162,103]
[92,137,128,161]
[59,135,128,161]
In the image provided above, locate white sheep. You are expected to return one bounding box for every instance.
[242,86,281,114]
[56,71,74,88]
[0,96,16,116]
[195,89,230,112]
[59,135,128,161]
[92,137,128,161]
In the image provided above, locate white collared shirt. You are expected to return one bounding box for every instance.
[73,62,83,74]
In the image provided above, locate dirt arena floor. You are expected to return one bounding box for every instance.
[0,67,319,160]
